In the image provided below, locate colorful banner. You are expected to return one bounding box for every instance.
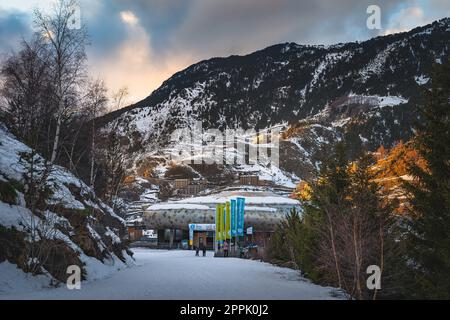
[225,201,231,239]
[221,204,226,240]
[215,204,222,242]
[189,224,195,246]
[237,197,245,236]
[216,199,244,246]
[230,199,237,237]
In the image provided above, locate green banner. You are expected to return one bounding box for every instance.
[225,201,231,240]
[215,204,222,242]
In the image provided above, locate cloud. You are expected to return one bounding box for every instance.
[1,0,448,103]
[384,6,426,35]
[88,8,189,104]
[421,0,450,20]
[0,9,31,54]
[168,0,411,60]
[120,10,139,26]
[383,0,450,35]
[0,0,53,12]
[97,0,413,102]
[89,9,153,103]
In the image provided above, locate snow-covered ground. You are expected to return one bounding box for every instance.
[1,249,343,300]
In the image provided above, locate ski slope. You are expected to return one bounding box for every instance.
[1,248,343,300]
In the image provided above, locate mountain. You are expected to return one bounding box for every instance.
[99,18,450,192]
[0,125,133,288]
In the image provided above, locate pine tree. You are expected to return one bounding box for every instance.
[302,144,396,299]
[345,154,395,299]
[405,60,450,299]
[303,141,351,289]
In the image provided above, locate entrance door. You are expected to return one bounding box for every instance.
[194,231,206,247]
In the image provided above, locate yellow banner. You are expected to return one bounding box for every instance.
[220,204,226,240]
[225,201,231,240]
[216,204,222,241]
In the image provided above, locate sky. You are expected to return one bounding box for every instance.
[0,0,449,105]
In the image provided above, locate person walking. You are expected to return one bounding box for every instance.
[196,238,204,257]
[200,241,206,257]
[223,240,229,257]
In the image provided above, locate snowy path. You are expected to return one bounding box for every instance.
[1,248,342,300]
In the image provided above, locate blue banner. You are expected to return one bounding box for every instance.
[237,197,245,236]
[231,199,237,236]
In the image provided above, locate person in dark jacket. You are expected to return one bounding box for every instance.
[199,242,206,257]
[196,238,204,257]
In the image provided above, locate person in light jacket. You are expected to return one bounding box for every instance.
[223,241,229,257]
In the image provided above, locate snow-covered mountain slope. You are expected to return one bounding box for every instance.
[97,18,449,200]
[101,18,449,146]
[0,126,133,290]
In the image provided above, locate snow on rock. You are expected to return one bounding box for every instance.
[347,93,408,108]
[358,42,398,82]
[139,188,159,202]
[359,134,369,144]
[105,227,123,245]
[308,51,353,93]
[0,126,133,290]
[377,95,409,108]
[331,117,352,128]
[108,81,213,143]
[235,163,299,188]
[0,202,33,229]
[414,75,430,85]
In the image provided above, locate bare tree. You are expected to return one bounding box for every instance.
[0,37,52,152]
[33,0,88,166]
[111,86,129,111]
[95,125,127,215]
[58,79,107,180]
[84,79,108,188]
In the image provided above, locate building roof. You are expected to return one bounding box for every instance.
[174,191,299,206]
[147,203,212,211]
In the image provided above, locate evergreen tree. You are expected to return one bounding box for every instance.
[275,142,398,299]
[345,154,396,299]
[405,60,450,299]
[305,141,351,289]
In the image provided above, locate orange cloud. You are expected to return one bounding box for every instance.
[89,10,192,105]
[383,7,426,35]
